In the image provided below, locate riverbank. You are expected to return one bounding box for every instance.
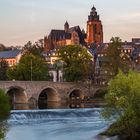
[100,122,140,140]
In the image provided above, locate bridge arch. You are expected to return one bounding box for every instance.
[93,88,107,99]
[68,88,84,101]
[38,87,60,109]
[6,86,27,105]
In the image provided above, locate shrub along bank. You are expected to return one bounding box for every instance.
[101,71,140,140]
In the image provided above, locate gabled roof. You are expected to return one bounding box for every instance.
[49,30,71,40]
[132,38,140,44]
[0,50,21,59]
[131,47,140,60]
[48,26,86,44]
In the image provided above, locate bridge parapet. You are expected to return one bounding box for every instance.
[0,81,106,104]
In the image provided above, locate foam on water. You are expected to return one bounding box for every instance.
[9,108,102,124]
[6,108,117,140]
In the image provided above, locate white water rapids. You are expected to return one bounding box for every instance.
[6,108,118,140]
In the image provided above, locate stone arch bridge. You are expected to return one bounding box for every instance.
[0,81,105,107]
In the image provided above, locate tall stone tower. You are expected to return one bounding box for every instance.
[86,5,103,44]
[64,21,69,32]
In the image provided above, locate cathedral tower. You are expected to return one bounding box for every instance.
[64,21,69,32]
[86,5,103,44]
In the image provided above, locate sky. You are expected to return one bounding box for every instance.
[0,0,140,46]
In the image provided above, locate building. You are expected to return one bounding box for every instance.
[42,48,63,82]
[86,5,103,44]
[43,4,140,84]
[89,38,140,85]
[44,5,103,52]
[131,38,140,70]
[44,24,86,52]
[43,5,104,82]
[0,50,22,67]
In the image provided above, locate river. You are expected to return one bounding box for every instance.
[5,108,118,140]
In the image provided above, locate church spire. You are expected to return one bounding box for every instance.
[91,5,96,11]
[64,21,69,32]
[88,5,99,21]
[86,5,103,44]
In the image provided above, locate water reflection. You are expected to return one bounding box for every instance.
[11,100,105,110]
[38,101,64,109]
[11,104,30,110]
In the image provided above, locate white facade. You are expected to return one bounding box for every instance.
[49,70,63,82]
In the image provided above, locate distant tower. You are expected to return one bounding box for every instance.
[44,36,54,52]
[64,21,69,32]
[86,5,103,44]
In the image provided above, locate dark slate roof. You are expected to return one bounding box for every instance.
[48,26,86,45]
[0,50,21,59]
[132,38,140,44]
[68,26,86,44]
[88,48,97,57]
[87,43,105,59]
[88,6,100,21]
[131,47,140,60]
[49,30,71,40]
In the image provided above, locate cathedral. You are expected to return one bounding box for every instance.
[86,6,103,44]
[44,5,103,52]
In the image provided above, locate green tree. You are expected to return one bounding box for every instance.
[102,71,140,139]
[7,54,50,81]
[106,37,131,76]
[0,44,6,51]
[23,39,44,57]
[0,89,10,139]
[58,45,92,82]
[0,59,9,80]
[0,89,10,120]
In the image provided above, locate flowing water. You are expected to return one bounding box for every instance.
[6,108,118,140]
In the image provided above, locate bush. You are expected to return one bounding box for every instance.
[102,71,140,140]
[0,89,10,120]
[0,89,10,139]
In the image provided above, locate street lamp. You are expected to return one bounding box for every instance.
[31,59,33,81]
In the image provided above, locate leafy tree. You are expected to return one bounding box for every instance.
[106,37,131,76]
[102,71,140,139]
[0,89,10,139]
[58,45,92,82]
[0,59,9,80]
[34,39,44,53]
[7,54,50,81]
[23,39,44,57]
[0,89,10,120]
[0,44,6,51]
